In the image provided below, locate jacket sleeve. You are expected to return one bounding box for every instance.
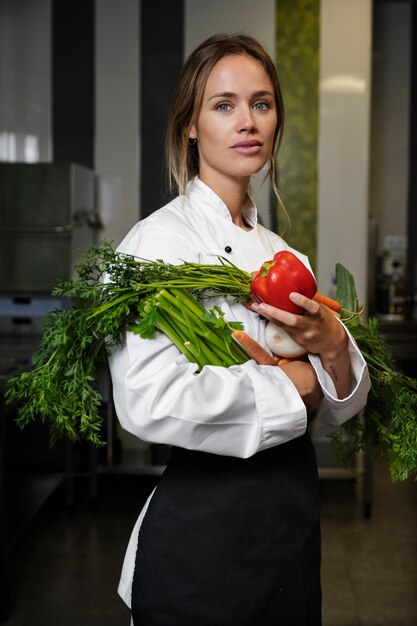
[307,325,371,431]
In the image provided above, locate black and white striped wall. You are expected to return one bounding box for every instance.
[0,0,415,302]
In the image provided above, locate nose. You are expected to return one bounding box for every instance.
[237,106,256,132]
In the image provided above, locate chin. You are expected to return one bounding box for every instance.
[237,163,268,178]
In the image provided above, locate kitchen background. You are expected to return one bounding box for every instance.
[0,0,416,624]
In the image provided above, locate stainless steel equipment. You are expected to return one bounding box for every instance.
[376,250,407,320]
[0,162,99,472]
[0,163,100,612]
[0,162,100,294]
[0,161,99,404]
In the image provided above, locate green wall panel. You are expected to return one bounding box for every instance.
[275,0,319,271]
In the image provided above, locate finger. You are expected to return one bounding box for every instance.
[249,301,296,325]
[289,292,321,316]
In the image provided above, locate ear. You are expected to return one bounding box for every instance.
[188,123,197,140]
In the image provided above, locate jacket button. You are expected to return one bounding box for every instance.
[224,246,232,253]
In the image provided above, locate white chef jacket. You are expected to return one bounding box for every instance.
[109,177,370,608]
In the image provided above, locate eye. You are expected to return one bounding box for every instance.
[216,102,232,112]
[253,101,271,111]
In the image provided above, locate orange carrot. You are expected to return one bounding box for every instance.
[277,356,308,365]
[313,293,341,313]
[320,303,341,319]
[232,330,277,366]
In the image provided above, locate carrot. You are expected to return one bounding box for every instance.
[313,293,341,312]
[321,303,341,318]
[232,330,277,366]
[277,356,309,365]
[313,293,343,317]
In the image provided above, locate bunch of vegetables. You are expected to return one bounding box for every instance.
[5,240,417,481]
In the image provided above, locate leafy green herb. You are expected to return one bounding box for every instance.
[332,263,417,482]
[5,241,252,446]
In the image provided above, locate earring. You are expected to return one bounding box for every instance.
[188,138,197,146]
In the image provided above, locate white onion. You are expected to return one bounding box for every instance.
[264,321,306,358]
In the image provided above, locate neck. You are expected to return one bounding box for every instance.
[199,173,252,229]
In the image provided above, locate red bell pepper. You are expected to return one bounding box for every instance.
[250,251,317,314]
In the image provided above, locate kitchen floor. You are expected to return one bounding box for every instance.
[2,456,417,626]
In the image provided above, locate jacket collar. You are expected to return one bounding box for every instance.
[186,177,258,229]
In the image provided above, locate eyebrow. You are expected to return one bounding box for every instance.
[208,90,274,101]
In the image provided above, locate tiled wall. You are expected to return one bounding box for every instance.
[52,0,95,169]
[275,0,320,271]
[370,3,411,251]
[2,0,412,306]
[140,0,184,219]
[95,0,140,245]
[0,0,51,162]
[317,0,372,302]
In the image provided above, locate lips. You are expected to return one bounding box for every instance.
[232,140,262,148]
[231,139,263,155]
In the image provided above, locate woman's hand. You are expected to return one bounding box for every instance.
[250,292,352,399]
[278,360,323,412]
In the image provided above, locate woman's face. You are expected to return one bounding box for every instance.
[190,54,277,190]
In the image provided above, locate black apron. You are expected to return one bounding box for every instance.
[131,432,321,626]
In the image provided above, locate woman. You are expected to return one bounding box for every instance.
[109,33,370,626]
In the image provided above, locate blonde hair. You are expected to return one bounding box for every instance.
[165,33,285,206]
